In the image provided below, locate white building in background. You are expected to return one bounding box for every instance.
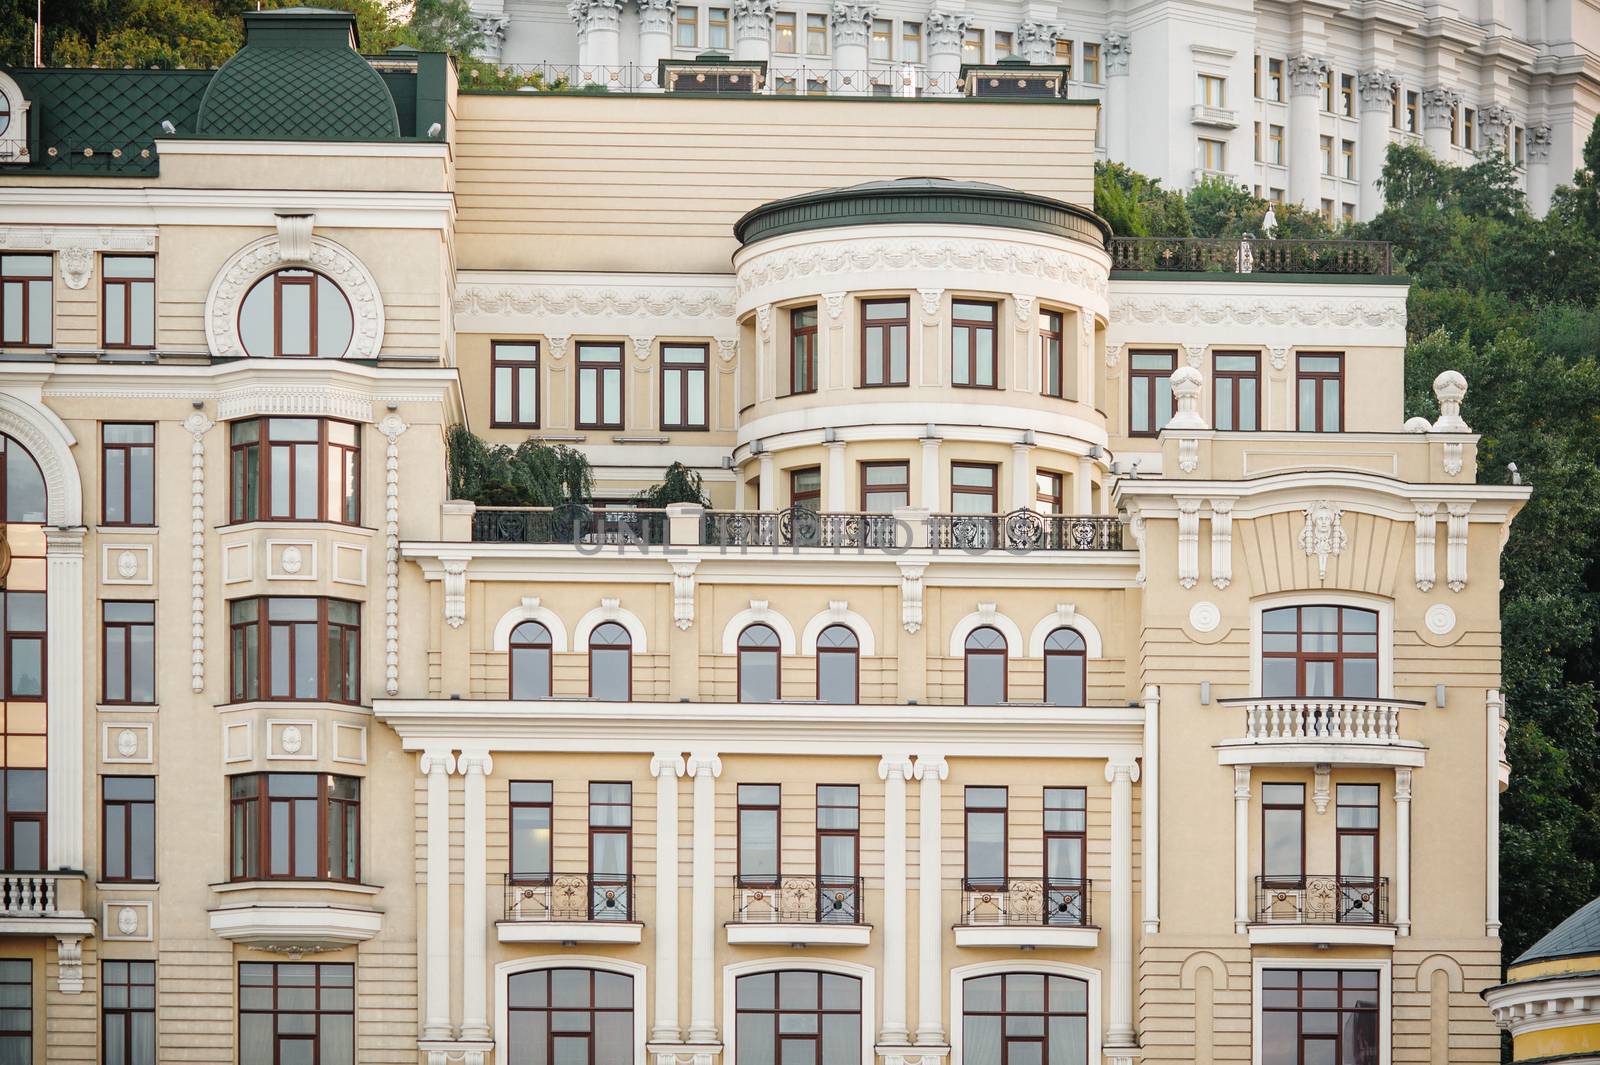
[471,0,1600,217]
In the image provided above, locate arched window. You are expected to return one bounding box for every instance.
[589,622,632,701]
[816,625,859,704]
[1262,605,1378,698]
[507,967,634,1065]
[734,970,862,1065]
[1043,628,1086,707]
[962,972,1088,1065]
[510,621,552,700]
[238,269,354,358]
[964,626,1007,705]
[738,624,781,702]
[0,434,45,523]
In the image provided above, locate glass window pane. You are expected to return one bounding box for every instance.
[280,281,311,355]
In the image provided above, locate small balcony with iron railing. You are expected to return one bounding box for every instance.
[954,878,1098,949]
[704,509,898,550]
[1250,875,1393,946]
[1108,236,1396,277]
[498,872,642,944]
[727,875,870,946]
[471,506,668,546]
[1215,697,1427,769]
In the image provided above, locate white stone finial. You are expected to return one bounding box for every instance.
[1167,366,1207,430]
[1403,416,1433,433]
[1432,370,1469,432]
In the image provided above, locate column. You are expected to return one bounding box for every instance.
[879,756,914,1044]
[1141,686,1160,934]
[825,441,848,511]
[1420,88,1458,157]
[735,0,775,61]
[914,755,949,1046]
[1105,757,1139,1049]
[422,750,455,1040]
[1103,33,1131,163]
[687,753,722,1044]
[1394,768,1412,936]
[924,11,969,96]
[460,751,493,1042]
[1233,765,1251,933]
[1287,56,1329,210]
[1074,456,1095,513]
[1016,20,1056,64]
[830,1,873,94]
[758,451,776,510]
[1486,689,1505,937]
[44,528,85,871]
[1357,72,1399,220]
[651,754,686,1043]
[1528,125,1555,215]
[638,0,675,85]
[1010,442,1033,511]
[586,0,625,66]
[919,436,941,511]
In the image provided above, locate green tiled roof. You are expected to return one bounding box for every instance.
[1515,896,1600,967]
[7,68,211,175]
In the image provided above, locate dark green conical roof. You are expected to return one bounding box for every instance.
[1515,896,1600,966]
[196,8,399,140]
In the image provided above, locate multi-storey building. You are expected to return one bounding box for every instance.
[470,0,1600,218]
[0,8,1527,1065]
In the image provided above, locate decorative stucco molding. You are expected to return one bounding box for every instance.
[204,234,384,360]
[216,385,375,423]
[898,562,925,633]
[1299,502,1348,580]
[1414,502,1439,592]
[1110,297,1406,330]
[184,412,214,692]
[1209,499,1233,588]
[453,283,735,320]
[378,414,407,695]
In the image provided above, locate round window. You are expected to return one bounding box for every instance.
[238,268,353,358]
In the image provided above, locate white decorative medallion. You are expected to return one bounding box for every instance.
[1188,601,1221,634]
[117,908,138,936]
[1425,604,1457,636]
[116,730,138,758]
[281,726,304,755]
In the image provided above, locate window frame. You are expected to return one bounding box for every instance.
[1035,471,1063,514]
[228,772,361,883]
[1257,966,1383,1065]
[1259,604,1381,700]
[506,967,636,1064]
[102,959,156,1065]
[963,626,1008,706]
[1295,352,1344,432]
[1261,782,1306,888]
[0,253,52,348]
[238,961,355,1065]
[1212,351,1261,432]
[1336,783,1380,887]
[238,268,353,359]
[0,960,29,1063]
[588,781,633,919]
[790,466,821,512]
[963,785,1008,889]
[491,340,541,429]
[1128,349,1177,436]
[858,461,908,512]
[1042,627,1086,707]
[788,305,818,395]
[509,780,554,884]
[737,623,783,703]
[960,971,1091,1065]
[228,416,361,526]
[1039,308,1065,398]
[509,620,553,701]
[816,784,861,903]
[859,298,910,388]
[227,596,362,705]
[575,341,626,430]
[101,422,156,527]
[815,624,860,704]
[733,970,864,1065]
[101,600,156,706]
[587,621,633,701]
[1043,787,1086,890]
[950,462,998,515]
[660,342,710,432]
[736,783,782,888]
[774,11,797,51]
[100,254,155,350]
[101,775,156,884]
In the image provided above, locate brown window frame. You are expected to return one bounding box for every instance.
[238,961,356,1064]
[240,268,354,359]
[963,626,1009,705]
[961,972,1091,1064]
[736,783,781,888]
[1129,349,1177,436]
[789,305,818,395]
[587,621,632,700]
[1043,786,1087,900]
[228,416,361,526]
[950,462,998,514]
[789,466,821,511]
[101,600,155,706]
[102,960,155,1065]
[734,971,863,1064]
[576,341,626,430]
[815,624,860,704]
[509,780,553,884]
[1296,352,1344,432]
[816,784,861,903]
[1040,309,1065,397]
[0,254,52,348]
[1,590,45,704]
[1260,968,1381,1065]
[660,342,710,432]
[1042,626,1086,707]
[227,596,361,705]
[1035,470,1063,514]
[228,772,361,883]
[101,775,156,883]
[859,460,909,512]
[101,254,156,350]
[859,298,910,388]
[509,620,553,700]
[1213,351,1261,432]
[1336,783,1380,885]
[737,623,782,703]
[491,341,540,429]
[507,968,635,1062]
[1261,782,1306,888]
[963,785,1008,889]
[1261,605,1379,699]
[951,298,999,390]
[588,781,633,919]
[101,422,156,527]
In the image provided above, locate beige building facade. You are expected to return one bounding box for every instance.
[0,9,1525,1065]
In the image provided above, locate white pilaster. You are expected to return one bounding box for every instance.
[1105,756,1139,1049]
[734,0,776,61]
[1104,33,1131,162]
[1394,768,1412,937]
[460,751,493,1042]
[1233,765,1251,933]
[638,0,675,85]
[1357,71,1399,220]
[878,755,914,1045]
[1075,456,1095,513]
[45,527,85,872]
[1486,689,1505,937]
[925,11,969,96]
[825,441,848,511]
[758,452,776,511]
[919,436,941,510]
[652,753,686,1042]
[913,754,948,1045]
[830,1,872,93]
[422,749,456,1040]
[1010,443,1033,511]
[1527,125,1555,215]
[1141,686,1160,934]
[1421,87,1459,158]
[687,753,722,1044]
[1288,56,1329,210]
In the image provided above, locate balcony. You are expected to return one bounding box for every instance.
[1190,103,1239,129]
[471,506,668,545]
[727,875,871,946]
[0,872,95,937]
[497,873,642,944]
[1250,875,1395,946]
[704,509,896,550]
[954,878,1099,949]
[1215,697,1426,768]
[928,512,1122,552]
[1108,236,1395,276]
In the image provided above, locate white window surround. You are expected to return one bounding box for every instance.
[949,960,1103,1065]
[493,955,647,1064]
[490,599,570,652]
[1249,957,1391,1065]
[203,233,384,361]
[0,70,31,163]
[720,604,799,655]
[1025,607,1104,658]
[799,605,876,656]
[1248,590,1394,698]
[722,957,876,1065]
[948,607,1025,657]
[573,602,650,653]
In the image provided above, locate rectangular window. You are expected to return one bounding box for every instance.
[789,305,817,395]
[860,461,908,512]
[737,784,780,886]
[870,17,892,59]
[102,423,155,527]
[1198,73,1225,107]
[228,597,360,705]
[1337,783,1379,885]
[1391,86,1401,129]
[1405,91,1418,132]
[589,782,633,919]
[951,299,997,388]
[1515,125,1525,166]
[229,773,360,882]
[994,30,1013,56]
[860,298,909,387]
[1040,309,1064,397]
[228,417,359,525]
[1267,57,1283,101]
[102,256,155,349]
[1,591,44,705]
[1340,72,1354,116]
[1320,198,1335,222]
[1450,104,1461,146]
[491,342,539,428]
[1342,202,1355,222]
[676,5,698,46]
[1129,350,1176,436]
[1254,121,1262,162]
[1260,969,1379,1065]
[0,768,45,872]
[1253,53,1261,97]
[817,785,859,910]
[1268,124,1285,164]
[805,12,827,53]
[576,341,625,429]
[902,21,921,61]
[0,255,52,347]
[1321,70,1333,112]
[950,462,997,514]
[1296,352,1343,431]
[660,343,709,431]
[102,776,155,883]
[963,27,983,60]
[0,961,29,1063]
[708,6,729,48]
[1464,107,1476,149]
[1262,783,1305,886]
[509,780,552,883]
[1054,39,1074,80]
[790,466,821,511]
[1081,42,1099,82]
[1199,137,1225,171]
[1341,139,1356,179]
[1044,787,1086,922]
[964,786,1007,888]
[239,962,354,1065]
[1035,471,1063,514]
[1213,352,1259,432]
[1320,134,1334,175]
[1262,605,1378,699]
[103,960,155,1065]
[774,11,796,51]
[102,601,155,705]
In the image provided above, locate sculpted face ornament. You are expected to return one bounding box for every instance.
[1299,502,1348,580]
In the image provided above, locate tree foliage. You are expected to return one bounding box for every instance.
[446,427,594,508]
[633,462,710,508]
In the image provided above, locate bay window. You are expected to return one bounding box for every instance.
[228,597,360,704]
[229,772,360,882]
[229,417,360,525]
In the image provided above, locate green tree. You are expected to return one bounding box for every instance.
[634,462,710,508]
[1093,161,1191,237]
[446,427,594,507]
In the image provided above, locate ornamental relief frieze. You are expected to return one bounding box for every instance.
[1110,296,1406,329]
[453,284,737,321]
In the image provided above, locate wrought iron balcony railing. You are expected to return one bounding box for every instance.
[503,872,636,923]
[929,511,1122,551]
[1226,697,1415,745]
[1254,875,1389,926]
[704,507,897,549]
[1108,236,1394,276]
[472,506,667,545]
[959,878,1092,928]
[732,875,865,925]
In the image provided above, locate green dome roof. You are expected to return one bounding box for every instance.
[196,8,399,140]
[1515,896,1600,966]
[734,177,1110,248]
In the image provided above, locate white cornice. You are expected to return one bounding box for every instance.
[734,406,1109,455]
[0,187,453,230]
[1483,971,1600,1037]
[1115,469,1528,523]
[154,138,451,159]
